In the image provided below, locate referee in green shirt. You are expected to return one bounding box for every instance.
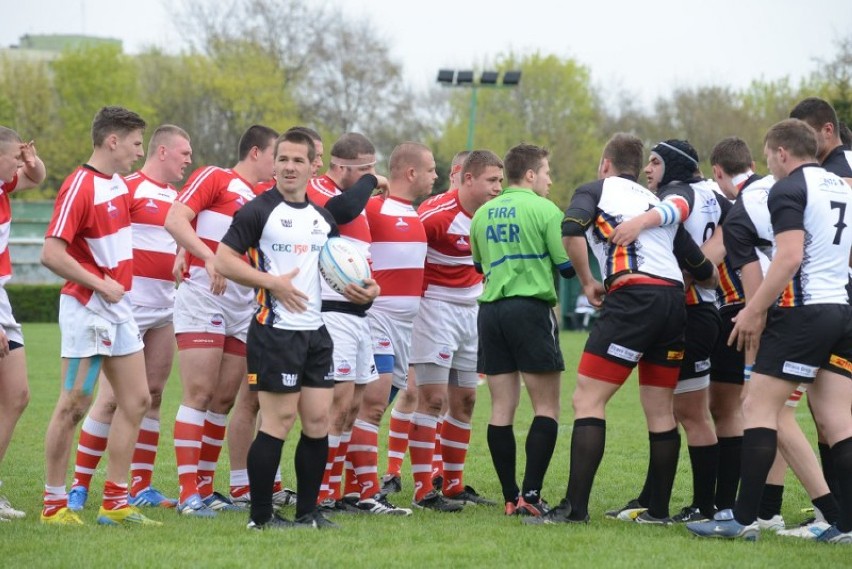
[470,143,576,517]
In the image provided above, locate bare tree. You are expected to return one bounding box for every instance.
[171,0,434,151]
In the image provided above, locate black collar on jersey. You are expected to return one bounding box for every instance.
[283,198,310,209]
[787,162,822,177]
[82,163,108,177]
[616,174,638,182]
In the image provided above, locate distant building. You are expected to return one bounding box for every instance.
[1,34,122,61]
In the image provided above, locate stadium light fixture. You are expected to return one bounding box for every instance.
[436,69,523,149]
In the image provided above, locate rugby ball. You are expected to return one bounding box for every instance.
[319,237,371,294]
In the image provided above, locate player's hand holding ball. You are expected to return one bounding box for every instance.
[343,278,380,305]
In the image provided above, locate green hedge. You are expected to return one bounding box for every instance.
[6,284,61,322]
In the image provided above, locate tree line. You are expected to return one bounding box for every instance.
[1,0,850,207]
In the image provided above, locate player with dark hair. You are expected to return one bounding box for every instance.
[688,119,852,543]
[471,143,574,516]
[789,97,852,521]
[41,106,160,526]
[227,126,326,509]
[526,133,717,525]
[165,123,278,516]
[608,139,728,524]
[790,97,852,177]
[217,130,376,529]
[67,125,192,511]
[707,136,763,515]
[711,136,843,539]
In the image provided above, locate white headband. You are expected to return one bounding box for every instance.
[330,157,376,168]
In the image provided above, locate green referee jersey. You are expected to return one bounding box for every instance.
[470,186,570,305]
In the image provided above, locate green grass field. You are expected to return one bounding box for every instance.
[0,324,845,568]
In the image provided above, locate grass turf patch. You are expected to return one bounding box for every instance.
[0,324,845,567]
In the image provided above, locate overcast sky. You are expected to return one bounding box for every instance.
[4,0,851,108]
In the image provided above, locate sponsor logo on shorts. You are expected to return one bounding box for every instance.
[782,361,818,378]
[606,343,641,363]
[437,346,452,362]
[324,368,335,381]
[281,373,297,387]
[248,374,257,385]
[337,359,352,376]
[210,316,224,327]
[98,329,112,347]
[667,350,684,361]
[694,359,711,373]
[829,354,852,373]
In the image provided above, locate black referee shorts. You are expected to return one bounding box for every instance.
[477,297,564,375]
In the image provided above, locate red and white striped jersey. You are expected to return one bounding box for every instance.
[46,166,134,322]
[125,172,178,309]
[177,166,258,312]
[0,174,18,285]
[417,189,483,305]
[307,175,373,302]
[365,195,427,319]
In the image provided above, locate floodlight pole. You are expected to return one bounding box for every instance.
[466,86,478,150]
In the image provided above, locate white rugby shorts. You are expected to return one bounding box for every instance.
[410,297,478,373]
[173,281,251,342]
[59,295,143,358]
[322,311,378,385]
[0,286,23,345]
[132,304,173,335]
[369,309,413,390]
